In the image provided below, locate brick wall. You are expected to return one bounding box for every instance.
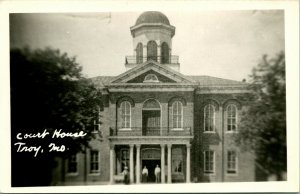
[54,90,256,184]
[193,93,255,182]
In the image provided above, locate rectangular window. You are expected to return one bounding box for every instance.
[204,150,214,174]
[172,159,183,173]
[90,150,100,174]
[172,101,183,128]
[120,149,129,171]
[121,101,131,128]
[67,154,77,173]
[93,119,100,133]
[227,150,237,174]
[204,104,215,132]
[227,104,237,132]
[92,106,100,133]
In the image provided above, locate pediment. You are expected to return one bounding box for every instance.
[110,61,194,84]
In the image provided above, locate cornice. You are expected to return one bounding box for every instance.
[196,85,251,94]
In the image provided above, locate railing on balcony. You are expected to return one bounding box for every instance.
[110,127,192,136]
[125,55,179,64]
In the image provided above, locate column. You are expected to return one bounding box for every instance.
[109,144,115,184]
[157,45,161,63]
[167,144,172,183]
[129,144,134,183]
[186,144,191,183]
[161,144,165,183]
[136,144,141,184]
[169,48,172,63]
[143,45,147,62]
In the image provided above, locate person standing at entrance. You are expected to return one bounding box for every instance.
[142,166,148,183]
[122,166,130,184]
[154,164,161,183]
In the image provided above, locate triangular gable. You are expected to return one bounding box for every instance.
[127,69,177,83]
[110,60,194,84]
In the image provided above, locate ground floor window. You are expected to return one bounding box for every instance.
[227,150,237,174]
[172,147,184,174]
[173,159,183,173]
[204,150,214,174]
[90,150,100,174]
[67,154,77,173]
[120,149,129,171]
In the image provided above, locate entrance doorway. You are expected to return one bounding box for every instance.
[142,159,160,183]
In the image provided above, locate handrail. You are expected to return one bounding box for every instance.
[125,55,179,64]
[110,127,192,136]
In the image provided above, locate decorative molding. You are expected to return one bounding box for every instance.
[168,96,187,106]
[109,144,115,149]
[116,96,135,108]
[109,87,195,92]
[223,99,242,110]
[110,61,194,84]
[196,85,250,94]
[108,136,193,145]
[202,99,220,111]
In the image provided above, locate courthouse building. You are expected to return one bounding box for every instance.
[52,11,255,185]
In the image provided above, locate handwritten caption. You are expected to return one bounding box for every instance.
[14,129,87,157]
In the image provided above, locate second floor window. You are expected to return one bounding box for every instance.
[92,106,100,133]
[172,101,183,128]
[227,104,237,132]
[204,104,215,132]
[120,101,131,129]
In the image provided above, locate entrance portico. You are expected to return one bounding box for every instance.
[108,137,192,184]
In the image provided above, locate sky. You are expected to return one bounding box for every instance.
[10,10,284,81]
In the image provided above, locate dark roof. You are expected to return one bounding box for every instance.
[186,75,247,86]
[90,75,247,88]
[90,76,114,88]
[135,11,170,26]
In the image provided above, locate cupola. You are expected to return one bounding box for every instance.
[125,11,180,72]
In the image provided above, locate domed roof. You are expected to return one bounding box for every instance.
[135,11,170,25]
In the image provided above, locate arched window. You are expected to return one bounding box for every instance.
[226,104,237,132]
[161,42,169,64]
[204,104,215,132]
[144,74,159,82]
[172,101,183,128]
[136,43,143,64]
[147,41,157,61]
[120,101,131,129]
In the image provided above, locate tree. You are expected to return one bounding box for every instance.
[236,51,286,180]
[10,47,102,186]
